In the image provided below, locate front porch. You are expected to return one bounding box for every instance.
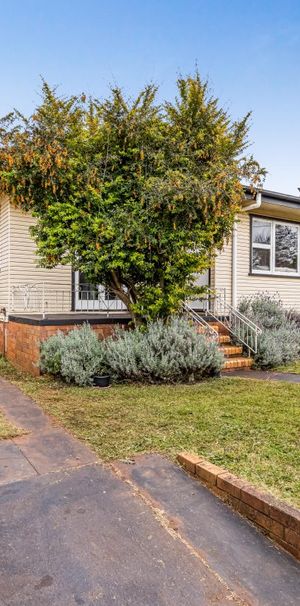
[3,281,261,376]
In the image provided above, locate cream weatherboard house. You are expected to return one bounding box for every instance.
[0,187,300,375]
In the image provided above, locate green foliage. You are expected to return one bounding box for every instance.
[238,293,300,368]
[238,292,286,329]
[255,326,300,369]
[40,318,223,385]
[40,332,66,375]
[40,323,106,386]
[104,317,223,383]
[0,75,265,323]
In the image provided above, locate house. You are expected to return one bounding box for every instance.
[0,187,299,374]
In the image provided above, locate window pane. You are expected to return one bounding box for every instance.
[252,219,271,245]
[78,271,98,300]
[275,224,298,272]
[252,248,270,271]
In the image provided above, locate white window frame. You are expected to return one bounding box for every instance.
[251,217,300,276]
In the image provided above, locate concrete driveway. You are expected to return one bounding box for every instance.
[0,378,299,605]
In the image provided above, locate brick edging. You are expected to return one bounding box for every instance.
[177,452,300,561]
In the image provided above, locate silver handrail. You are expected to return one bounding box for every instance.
[200,288,262,354]
[182,302,219,341]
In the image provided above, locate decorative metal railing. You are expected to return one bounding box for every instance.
[10,283,126,317]
[198,288,262,354]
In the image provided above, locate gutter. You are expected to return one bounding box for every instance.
[231,191,262,307]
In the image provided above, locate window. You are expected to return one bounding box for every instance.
[251,217,300,275]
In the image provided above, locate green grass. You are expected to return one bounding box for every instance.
[0,409,24,440]
[275,359,300,373]
[0,357,299,507]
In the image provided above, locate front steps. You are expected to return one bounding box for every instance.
[196,321,254,370]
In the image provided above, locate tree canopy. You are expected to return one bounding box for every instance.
[0,74,265,323]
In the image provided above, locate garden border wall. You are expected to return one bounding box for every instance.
[177,452,300,561]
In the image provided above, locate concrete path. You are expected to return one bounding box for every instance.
[0,378,299,605]
[223,369,300,382]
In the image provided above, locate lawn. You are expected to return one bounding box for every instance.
[0,357,299,507]
[276,360,300,373]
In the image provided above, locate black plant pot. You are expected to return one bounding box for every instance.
[93,375,110,388]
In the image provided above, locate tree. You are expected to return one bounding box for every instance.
[0,75,265,324]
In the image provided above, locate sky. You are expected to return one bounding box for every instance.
[0,0,299,194]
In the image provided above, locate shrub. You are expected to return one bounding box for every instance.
[104,317,223,383]
[256,326,300,369]
[40,332,66,375]
[238,293,300,369]
[40,323,106,386]
[238,292,286,329]
[60,324,106,386]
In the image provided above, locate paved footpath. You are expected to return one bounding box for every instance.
[223,369,300,382]
[0,378,299,605]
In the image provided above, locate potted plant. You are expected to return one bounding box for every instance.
[92,352,111,388]
[93,373,110,388]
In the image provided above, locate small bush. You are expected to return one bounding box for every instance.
[40,332,66,375]
[239,293,300,369]
[256,326,300,369]
[238,292,286,329]
[40,323,106,386]
[60,324,106,386]
[105,317,223,383]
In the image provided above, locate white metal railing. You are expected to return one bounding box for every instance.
[182,302,219,341]
[10,283,126,317]
[199,288,262,354]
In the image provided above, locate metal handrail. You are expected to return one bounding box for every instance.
[199,288,262,355]
[182,302,219,341]
[10,283,126,317]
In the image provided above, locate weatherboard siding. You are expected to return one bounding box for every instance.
[9,204,72,288]
[0,199,72,312]
[0,197,10,310]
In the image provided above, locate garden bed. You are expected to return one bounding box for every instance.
[0,357,299,507]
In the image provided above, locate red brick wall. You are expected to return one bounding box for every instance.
[0,321,5,356]
[2,320,127,376]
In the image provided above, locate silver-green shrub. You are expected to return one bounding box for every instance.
[40,332,66,375]
[60,323,106,386]
[105,317,223,383]
[256,325,300,369]
[238,293,300,368]
[40,323,106,386]
[238,292,286,329]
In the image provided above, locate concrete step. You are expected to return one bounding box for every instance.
[223,356,253,370]
[219,345,243,357]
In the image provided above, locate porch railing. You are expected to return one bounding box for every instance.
[10,283,126,316]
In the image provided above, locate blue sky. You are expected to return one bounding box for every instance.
[1,0,299,194]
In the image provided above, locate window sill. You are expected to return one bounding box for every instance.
[249,272,300,279]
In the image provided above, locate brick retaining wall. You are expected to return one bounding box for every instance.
[1,317,130,376]
[178,452,300,561]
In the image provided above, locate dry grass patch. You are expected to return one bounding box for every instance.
[0,410,24,440]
